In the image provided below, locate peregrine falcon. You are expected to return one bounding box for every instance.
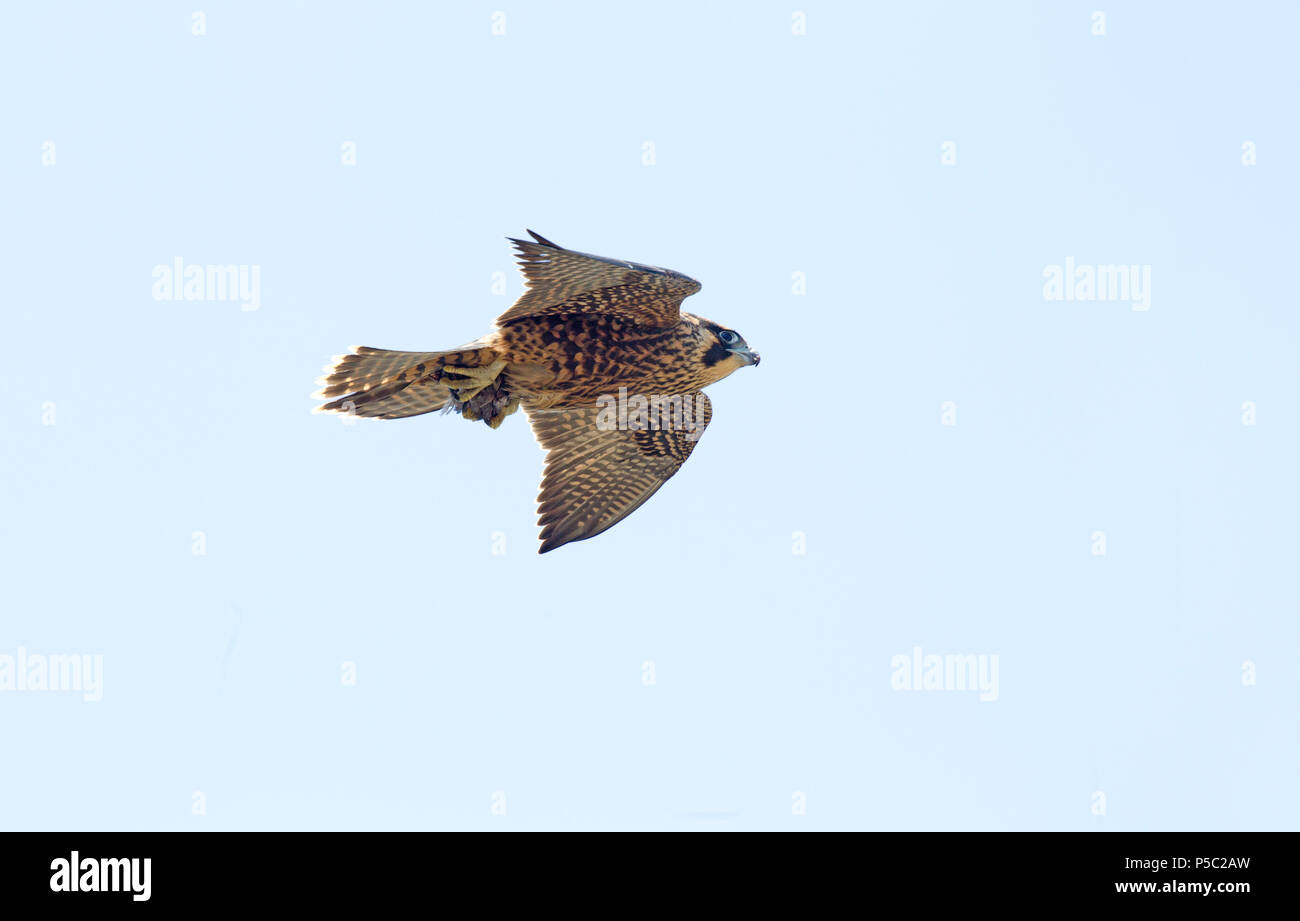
[313,231,760,552]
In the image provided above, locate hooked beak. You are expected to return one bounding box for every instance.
[728,347,761,367]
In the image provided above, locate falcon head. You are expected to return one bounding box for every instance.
[702,322,761,369]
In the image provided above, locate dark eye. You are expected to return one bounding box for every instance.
[719,330,739,345]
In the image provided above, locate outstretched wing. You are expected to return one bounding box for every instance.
[526,393,713,553]
[497,230,701,330]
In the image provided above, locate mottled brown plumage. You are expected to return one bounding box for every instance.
[313,231,760,552]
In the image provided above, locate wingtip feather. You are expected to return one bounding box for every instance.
[525,229,562,248]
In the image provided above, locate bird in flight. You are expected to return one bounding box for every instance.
[313,231,760,552]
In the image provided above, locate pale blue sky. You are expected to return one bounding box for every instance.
[1,1,1296,830]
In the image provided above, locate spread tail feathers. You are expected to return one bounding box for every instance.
[312,344,516,424]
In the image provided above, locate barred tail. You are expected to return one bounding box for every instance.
[312,344,498,420]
